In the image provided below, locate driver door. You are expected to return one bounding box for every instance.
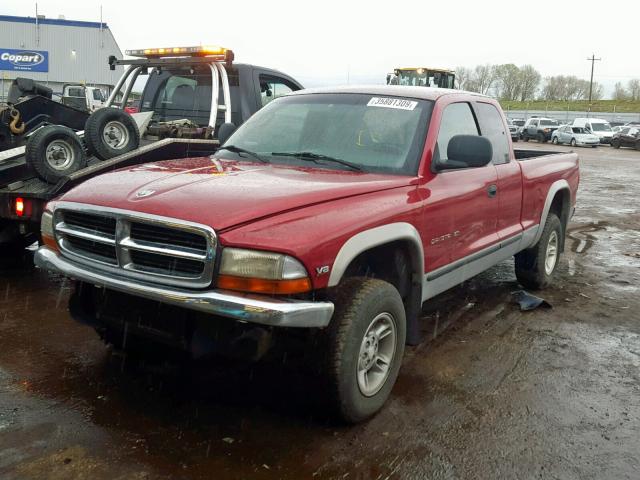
[423,102,499,269]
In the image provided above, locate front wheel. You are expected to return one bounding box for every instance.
[324,278,406,423]
[612,139,621,149]
[515,213,563,290]
[552,136,559,145]
[570,138,577,147]
[538,133,547,143]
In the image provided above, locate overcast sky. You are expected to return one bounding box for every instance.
[4,0,639,93]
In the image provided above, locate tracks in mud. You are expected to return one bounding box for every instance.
[567,221,608,253]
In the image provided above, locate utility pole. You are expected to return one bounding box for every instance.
[586,54,601,113]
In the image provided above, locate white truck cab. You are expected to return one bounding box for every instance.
[572,117,613,144]
[61,85,107,112]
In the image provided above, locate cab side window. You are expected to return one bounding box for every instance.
[259,75,296,107]
[435,102,479,164]
[475,102,510,165]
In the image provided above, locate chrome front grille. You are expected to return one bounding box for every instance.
[53,204,216,288]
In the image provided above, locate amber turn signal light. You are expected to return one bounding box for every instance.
[217,275,312,295]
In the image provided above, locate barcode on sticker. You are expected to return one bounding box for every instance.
[367,97,418,110]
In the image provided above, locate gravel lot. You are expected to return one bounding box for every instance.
[0,141,638,479]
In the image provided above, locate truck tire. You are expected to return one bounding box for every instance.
[25,125,87,183]
[324,277,406,423]
[514,213,562,290]
[84,108,140,160]
[537,133,547,143]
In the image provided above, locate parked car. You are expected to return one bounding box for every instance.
[612,125,627,134]
[507,118,519,142]
[572,118,614,144]
[521,117,560,142]
[35,86,579,422]
[611,126,640,149]
[552,125,600,147]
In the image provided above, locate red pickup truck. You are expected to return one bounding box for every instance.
[34,86,579,422]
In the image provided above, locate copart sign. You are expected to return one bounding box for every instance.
[0,48,49,72]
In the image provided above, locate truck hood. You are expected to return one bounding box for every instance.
[58,157,414,231]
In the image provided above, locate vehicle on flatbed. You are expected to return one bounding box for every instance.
[35,86,579,422]
[0,45,302,253]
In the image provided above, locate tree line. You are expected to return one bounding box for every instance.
[456,64,639,102]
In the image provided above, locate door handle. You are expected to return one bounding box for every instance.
[487,184,497,198]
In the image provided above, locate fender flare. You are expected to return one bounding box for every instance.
[327,222,424,287]
[529,179,570,247]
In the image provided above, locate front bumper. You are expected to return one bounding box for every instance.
[35,247,334,328]
[599,137,612,144]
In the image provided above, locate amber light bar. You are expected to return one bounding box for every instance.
[125,45,229,59]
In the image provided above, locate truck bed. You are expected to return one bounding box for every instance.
[514,149,564,160]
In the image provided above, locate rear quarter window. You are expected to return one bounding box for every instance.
[474,102,510,165]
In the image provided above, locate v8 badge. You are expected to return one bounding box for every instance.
[316,265,330,276]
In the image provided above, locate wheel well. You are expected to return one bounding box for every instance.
[549,188,570,251]
[340,240,423,344]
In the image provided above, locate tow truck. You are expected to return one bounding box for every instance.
[0,45,303,253]
[386,67,456,89]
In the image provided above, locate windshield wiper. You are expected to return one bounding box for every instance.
[218,145,270,164]
[271,151,362,171]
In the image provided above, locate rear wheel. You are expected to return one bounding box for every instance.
[25,125,87,183]
[515,213,563,290]
[537,133,547,143]
[323,277,406,423]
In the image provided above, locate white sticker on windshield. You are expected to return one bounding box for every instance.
[367,97,418,110]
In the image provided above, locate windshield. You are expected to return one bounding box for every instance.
[513,120,525,126]
[217,93,433,175]
[540,119,559,126]
[591,122,612,132]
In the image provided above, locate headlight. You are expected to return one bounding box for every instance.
[40,209,59,252]
[218,248,311,294]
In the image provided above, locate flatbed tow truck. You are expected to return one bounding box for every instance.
[0,45,303,252]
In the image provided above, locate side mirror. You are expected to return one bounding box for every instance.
[217,122,237,145]
[434,135,493,171]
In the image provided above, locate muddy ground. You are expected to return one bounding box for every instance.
[0,142,638,480]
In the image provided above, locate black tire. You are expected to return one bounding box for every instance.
[84,108,140,160]
[552,136,558,145]
[537,133,547,143]
[522,134,529,142]
[570,138,577,147]
[635,141,640,151]
[515,213,563,290]
[323,277,406,423]
[512,137,519,143]
[612,139,621,149]
[25,125,87,183]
